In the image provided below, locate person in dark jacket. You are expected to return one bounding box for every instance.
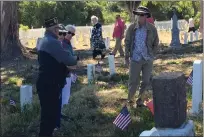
[90,15,106,59]
[36,17,77,136]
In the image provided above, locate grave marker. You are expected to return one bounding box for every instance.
[190,60,203,114]
[152,72,186,128]
[20,85,32,111]
[108,55,116,75]
[139,72,194,136]
[184,32,188,44]
[194,31,199,41]
[190,32,193,42]
[170,10,181,48]
[106,37,110,49]
[87,64,95,83]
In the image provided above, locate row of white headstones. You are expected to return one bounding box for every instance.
[183,31,200,44]
[20,58,202,116]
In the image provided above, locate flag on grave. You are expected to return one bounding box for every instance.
[113,106,131,130]
[71,73,77,83]
[95,61,102,73]
[10,98,16,107]
[186,70,193,86]
[145,100,154,115]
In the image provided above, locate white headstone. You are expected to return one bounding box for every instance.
[20,85,32,111]
[87,64,95,82]
[139,120,194,136]
[90,27,92,38]
[190,60,203,114]
[106,37,110,49]
[194,31,199,41]
[190,32,193,42]
[108,55,116,75]
[184,32,188,44]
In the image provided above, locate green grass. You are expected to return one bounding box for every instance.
[1,52,203,136]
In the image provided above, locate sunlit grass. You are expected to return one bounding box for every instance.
[1,46,203,136]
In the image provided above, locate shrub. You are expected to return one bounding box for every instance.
[19,24,29,31]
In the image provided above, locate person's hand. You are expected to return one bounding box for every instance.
[68,65,77,70]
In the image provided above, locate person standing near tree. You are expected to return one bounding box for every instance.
[110,14,125,57]
[124,6,159,107]
[36,17,78,136]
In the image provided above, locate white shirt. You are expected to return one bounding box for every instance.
[189,18,194,28]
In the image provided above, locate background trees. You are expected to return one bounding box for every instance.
[18,1,201,28]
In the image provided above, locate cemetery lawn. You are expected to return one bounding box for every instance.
[1,48,203,136]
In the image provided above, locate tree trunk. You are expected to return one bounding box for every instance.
[1,1,24,60]
[192,1,198,17]
[125,1,141,22]
[199,0,203,34]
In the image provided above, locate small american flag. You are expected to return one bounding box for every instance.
[186,71,193,86]
[113,106,131,130]
[71,73,77,83]
[95,62,102,73]
[10,98,16,106]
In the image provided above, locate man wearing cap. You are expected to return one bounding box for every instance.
[36,17,78,136]
[125,6,159,107]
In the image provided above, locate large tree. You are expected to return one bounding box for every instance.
[199,0,203,34]
[118,1,141,22]
[1,1,24,60]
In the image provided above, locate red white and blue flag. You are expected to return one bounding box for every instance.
[113,106,131,130]
[71,73,77,83]
[186,70,193,86]
[10,98,16,107]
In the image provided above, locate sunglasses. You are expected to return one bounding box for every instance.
[59,32,67,36]
[138,14,146,17]
[68,31,75,36]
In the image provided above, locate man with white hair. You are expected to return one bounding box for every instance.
[36,17,77,136]
[90,15,106,59]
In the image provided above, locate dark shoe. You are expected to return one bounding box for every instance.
[101,54,105,59]
[136,98,146,108]
[109,53,115,56]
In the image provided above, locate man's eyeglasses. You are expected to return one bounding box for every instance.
[68,31,75,36]
[138,14,145,17]
[59,32,67,36]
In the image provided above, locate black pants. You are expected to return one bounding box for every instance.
[56,92,62,128]
[92,49,105,59]
[37,82,62,136]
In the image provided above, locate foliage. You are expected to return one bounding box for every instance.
[19,24,29,31]
[18,1,201,27]
[141,1,201,21]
